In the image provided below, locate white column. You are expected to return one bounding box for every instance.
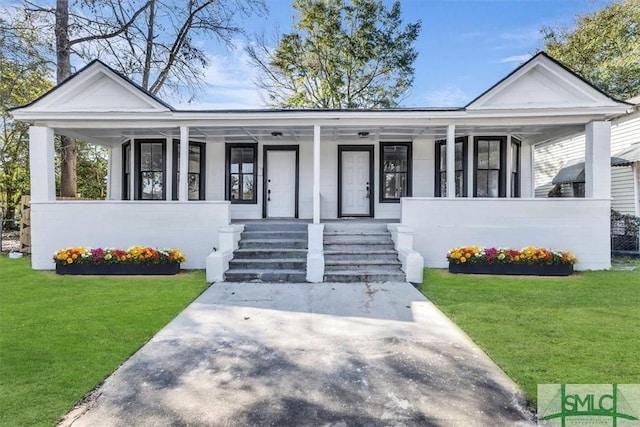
[505,135,512,198]
[29,126,56,202]
[179,126,189,201]
[313,124,321,223]
[105,147,112,200]
[585,121,611,199]
[446,124,456,198]
[165,137,173,200]
[129,140,136,200]
[520,142,534,198]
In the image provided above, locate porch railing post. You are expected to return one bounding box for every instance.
[446,124,456,198]
[179,125,189,201]
[28,126,56,202]
[313,124,321,223]
[585,121,611,199]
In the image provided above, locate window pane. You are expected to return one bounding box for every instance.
[124,145,130,173]
[439,145,446,171]
[151,143,163,171]
[188,173,199,200]
[141,171,163,199]
[440,172,447,197]
[455,142,463,170]
[477,140,489,169]
[511,143,519,172]
[476,170,488,197]
[230,174,239,200]
[384,172,407,199]
[488,170,499,197]
[242,148,254,173]
[488,140,500,169]
[511,173,517,197]
[455,171,464,197]
[242,174,254,200]
[189,145,200,173]
[230,148,241,173]
[141,143,152,170]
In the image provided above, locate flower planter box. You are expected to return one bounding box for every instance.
[55,262,180,275]
[448,262,573,276]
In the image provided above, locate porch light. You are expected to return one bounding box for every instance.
[358,131,370,138]
[270,131,283,138]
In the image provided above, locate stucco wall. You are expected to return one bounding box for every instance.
[401,198,610,270]
[31,201,230,270]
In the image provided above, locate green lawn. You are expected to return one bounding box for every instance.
[0,255,208,427]
[420,268,640,406]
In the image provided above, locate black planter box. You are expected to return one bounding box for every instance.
[448,262,573,276]
[55,262,180,275]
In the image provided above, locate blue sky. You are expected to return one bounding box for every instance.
[176,0,615,110]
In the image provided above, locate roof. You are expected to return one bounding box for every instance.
[614,143,640,163]
[465,52,633,111]
[552,157,632,184]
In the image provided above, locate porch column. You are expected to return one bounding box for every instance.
[106,147,112,200]
[446,124,456,198]
[585,121,611,199]
[179,125,189,201]
[29,126,56,202]
[313,124,321,224]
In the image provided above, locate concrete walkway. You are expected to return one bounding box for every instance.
[61,282,535,426]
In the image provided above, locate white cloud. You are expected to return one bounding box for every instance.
[422,86,469,107]
[174,41,266,110]
[499,54,532,64]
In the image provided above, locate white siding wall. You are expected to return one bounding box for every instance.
[401,198,610,270]
[611,166,636,215]
[30,201,230,270]
[413,137,435,197]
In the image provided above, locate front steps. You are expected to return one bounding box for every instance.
[323,223,405,282]
[225,223,308,282]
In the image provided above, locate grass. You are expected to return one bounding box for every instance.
[420,267,640,406]
[0,255,208,427]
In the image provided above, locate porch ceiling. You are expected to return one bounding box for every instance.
[56,123,585,148]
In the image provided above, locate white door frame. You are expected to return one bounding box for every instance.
[338,145,374,218]
[262,145,299,218]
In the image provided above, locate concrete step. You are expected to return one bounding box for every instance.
[233,249,308,260]
[323,223,389,233]
[242,230,308,240]
[324,260,402,271]
[224,269,308,283]
[242,223,308,232]
[324,243,395,251]
[239,239,308,249]
[323,271,406,283]
[324,234,393,244]
[324,249,398,259]
[229,258,307,270]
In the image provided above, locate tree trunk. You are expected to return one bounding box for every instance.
[56,0,77,197]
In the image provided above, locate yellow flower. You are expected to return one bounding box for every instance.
[66,258,73,264]
[460,256,466,263]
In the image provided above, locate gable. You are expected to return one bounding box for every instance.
[15,61,172,113]
[467,53,626,110]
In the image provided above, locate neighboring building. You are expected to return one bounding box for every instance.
[11,53,631,275]
[535,97,640,217]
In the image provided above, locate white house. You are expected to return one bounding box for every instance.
[10,52,632,277]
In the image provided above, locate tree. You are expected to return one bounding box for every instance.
[7,0,266,197]
[0,18,52,220]
[247,0,421,108]
[542,0,640,100]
